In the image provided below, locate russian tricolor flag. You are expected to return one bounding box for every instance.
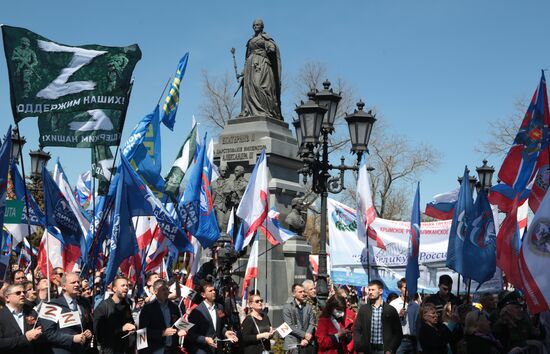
[424,188,458,220]
[235,150,269,251]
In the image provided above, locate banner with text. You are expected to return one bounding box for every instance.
[1,25,141,122]
[328,198,452,291]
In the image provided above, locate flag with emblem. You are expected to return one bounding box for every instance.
[446,167,474,274]
[1,25,141,123]
[462,189,497,285]
[497,71,550,209]
[160,53,189,130]
[122,106,164,193]
[518,188,550,314]
[104,155,192,286]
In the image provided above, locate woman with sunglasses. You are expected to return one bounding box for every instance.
[241,294,275,354]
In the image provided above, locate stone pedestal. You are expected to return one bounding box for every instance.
[214,116,309,326]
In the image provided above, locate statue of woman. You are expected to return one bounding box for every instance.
[239,19,282,120]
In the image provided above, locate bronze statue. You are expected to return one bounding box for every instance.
[231,165,248,207]
[212,165,233,232]
[285,197,306,235]
[238,19,282,120]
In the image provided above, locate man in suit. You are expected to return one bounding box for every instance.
[40,272,95,354]
[354,280,402,354]
[186,281,238,354]
[0,284,42,354]
[138,279,186,354]
[282,283,316,353]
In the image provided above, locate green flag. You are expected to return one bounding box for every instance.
[1,25,141,122]
[91,145,114,195]
[38,109,123,147]
[164,123,197,199]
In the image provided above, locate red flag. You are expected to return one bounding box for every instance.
[496,197,523,288]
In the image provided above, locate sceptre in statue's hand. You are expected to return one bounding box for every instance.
[231,47,243,97]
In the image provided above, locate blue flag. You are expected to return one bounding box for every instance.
[177,136,207,237]
[0,126,12,234]
[82,195,112,273]
[462,189,497,285]
[446,167,474,274]
[405,183,421,301]
[194,138,220,248]
[9,162,45,227]
[161,53,189,130]
[104,156,193,286]
[122,105,164,192]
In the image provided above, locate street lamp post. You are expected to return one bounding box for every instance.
[10,126,26,164]
[476,159,495,192]
[28,147,51,205]
[457,169,478,197]
[294,81,376,302]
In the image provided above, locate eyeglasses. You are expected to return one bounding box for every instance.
[252,299,264,304]
[54,272,64,276]
[8,290,27,296]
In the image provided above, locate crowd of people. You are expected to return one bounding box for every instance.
[0,266,549,354]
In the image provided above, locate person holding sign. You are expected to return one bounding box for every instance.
[186,280,239,354]
[40,272,95,354]
[138,279,186,354]
[93,276,136,354]
[241,293,275,354]
[0,284,42,354]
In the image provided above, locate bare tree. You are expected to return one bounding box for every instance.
[198,70,239,134]
[477,97,527,157]
[368,129,441,219]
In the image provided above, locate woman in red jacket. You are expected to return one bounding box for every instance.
[315,295,353,354]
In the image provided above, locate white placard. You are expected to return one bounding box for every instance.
[173,317,194,331]
[136,328,148,350]
[38,303,62,322]
[276,322,292,338]
[58,311,82,329]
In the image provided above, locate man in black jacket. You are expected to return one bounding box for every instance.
[40,272,95,354]
[93,276,135,354]
[0,284,42,354]
[138,279,186,354]
[354,280,403,354]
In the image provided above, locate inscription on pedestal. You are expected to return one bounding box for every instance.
[216,133,267,164]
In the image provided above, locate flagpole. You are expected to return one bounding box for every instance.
[14,123,37,287]
[466,279,471,303]
[456,274,461,297]
[44,194,51,303]
[86,81,133,274]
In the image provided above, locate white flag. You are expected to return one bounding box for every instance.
[38,303,62,322]
[136,328,148,350]
[518,188,550,314]
[58,311,81,329]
